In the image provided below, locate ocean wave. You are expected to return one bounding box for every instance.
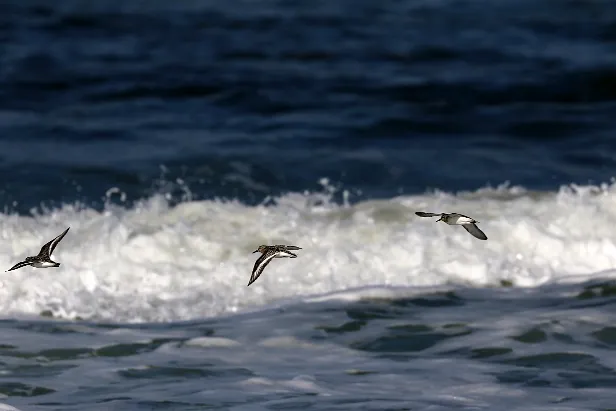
[1,179,616,323]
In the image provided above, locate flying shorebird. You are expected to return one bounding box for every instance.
[248,244,302,286]
[415,212,487,240]
[6,227,70,272]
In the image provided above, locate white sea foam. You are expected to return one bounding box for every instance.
[1,180,616,323]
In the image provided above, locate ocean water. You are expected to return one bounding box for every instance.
[2,0,616,409]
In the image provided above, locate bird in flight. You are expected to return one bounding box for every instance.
[248,244,302,286]
[7,227,71,271]
[415,212,487,240]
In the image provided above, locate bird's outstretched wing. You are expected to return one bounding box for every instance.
[6,260,32,272]
[462,223,488,240]
[248,251,278,286]
[283,245,302,251]
[38,227,70,259]
[415,212,441,218]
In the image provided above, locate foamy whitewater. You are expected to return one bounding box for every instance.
[1,180,616,323]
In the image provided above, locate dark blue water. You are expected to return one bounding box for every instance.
[1,0,616,213]
[2,1,616,410]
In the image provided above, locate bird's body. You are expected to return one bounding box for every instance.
[31,260,60,268]
[6,227,70,272]
[438,213,475,225]
[248,244,301,286]
[415,212,487,240]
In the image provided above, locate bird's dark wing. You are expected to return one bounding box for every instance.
[6,260,32,272]
[284,245,302,251]
[38,227,70,258]
[462,223,488,240]
[248,251,277,286]
[415,212,441,218]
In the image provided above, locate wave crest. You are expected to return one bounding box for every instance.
[1,179,616,323]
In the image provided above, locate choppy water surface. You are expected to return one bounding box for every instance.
[2,283,616,410]
[2,0,616,409]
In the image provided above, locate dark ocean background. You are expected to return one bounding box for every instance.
[2,0,616,410]
[2,0,616,211]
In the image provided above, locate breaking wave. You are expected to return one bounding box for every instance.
[1,179,616,323]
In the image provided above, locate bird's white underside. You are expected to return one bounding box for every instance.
[451,216,474,225]
[275,251,296,258]
[32,261,57,268]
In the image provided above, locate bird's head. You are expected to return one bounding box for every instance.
[253,245,268,254]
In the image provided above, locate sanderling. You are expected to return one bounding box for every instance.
[415,212,487,240]
[6,227,70,272]
[248,244,302,286]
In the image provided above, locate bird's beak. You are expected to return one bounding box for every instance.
[252,249,259,253]
[436,217,442,222]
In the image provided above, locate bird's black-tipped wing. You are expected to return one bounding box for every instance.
[462,223,488,240]
[6,260,32,272]
[248,251,277,286]
[283,245,302,251]
[415,212,441,218]
[38,227,70,259]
